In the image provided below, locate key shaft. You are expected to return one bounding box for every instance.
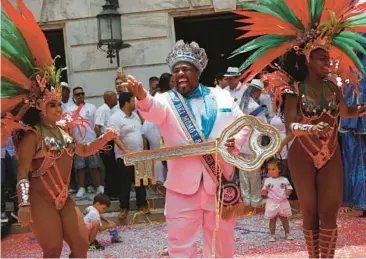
[124,140,218,166]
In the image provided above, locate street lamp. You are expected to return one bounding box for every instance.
[97,0,130,66]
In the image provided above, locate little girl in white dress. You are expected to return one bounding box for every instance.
[261,157,294,242]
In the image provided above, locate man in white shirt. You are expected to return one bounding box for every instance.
[243,78,274,122]
[224,67,247,104]
[69,87,103,197]
[123,40,252,258]
[108,92,149,219]
[95,91,119,198]
[95,91,118,136]
[60,82,74,112]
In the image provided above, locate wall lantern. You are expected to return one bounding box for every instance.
[97,0,130,66]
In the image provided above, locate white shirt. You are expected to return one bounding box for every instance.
[224,82,247,105]
[61,98,74,112]
[262,176,293,202]
[108,109,143,159]
[188,98,208,136]
[83,206,102,226]
[142,121,161,150]
[95,103,113,134]
[112,104,120,114]
[215,85,225,91]
[68,103,97,143]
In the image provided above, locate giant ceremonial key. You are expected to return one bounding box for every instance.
[124,115,282,186]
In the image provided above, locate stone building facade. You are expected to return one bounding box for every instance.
[21,0,241,105]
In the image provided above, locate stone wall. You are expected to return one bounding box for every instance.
[20,0,241,105]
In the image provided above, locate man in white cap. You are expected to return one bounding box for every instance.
[237,78,268,208]
[241,78,274,122]
[224,67,247,105]
[122,40,252,258]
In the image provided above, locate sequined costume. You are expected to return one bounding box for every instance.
[0,1,116,257]
[231,0,366,257]
[272,78,341,169]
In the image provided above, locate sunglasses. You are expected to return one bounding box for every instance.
[74,92,85,97]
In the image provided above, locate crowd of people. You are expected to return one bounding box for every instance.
[1,0,366,258]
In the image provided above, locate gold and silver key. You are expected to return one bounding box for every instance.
[124,115,282,186]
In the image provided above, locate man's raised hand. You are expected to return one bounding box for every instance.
[122,75,147,100]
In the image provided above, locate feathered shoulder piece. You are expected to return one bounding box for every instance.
[261,64,299,112]
[232,0,366,92]
[1,0,66,132]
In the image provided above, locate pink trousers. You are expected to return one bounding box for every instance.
[165,183,236,258]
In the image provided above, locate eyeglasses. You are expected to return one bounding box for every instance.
[74,92,85,97]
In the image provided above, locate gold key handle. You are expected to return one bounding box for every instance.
[216,115,281,171]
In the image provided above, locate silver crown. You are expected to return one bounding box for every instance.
[166,40,208,73]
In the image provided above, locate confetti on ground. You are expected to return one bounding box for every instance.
[1,211,365,258]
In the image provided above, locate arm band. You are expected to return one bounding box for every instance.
[16,179,31,207]
[290,122,314,136]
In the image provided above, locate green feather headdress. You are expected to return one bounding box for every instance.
[232,0,366,91]
[1,0,65,115]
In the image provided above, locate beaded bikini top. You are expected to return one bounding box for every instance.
[298,80,340,121]
[36,124,76,160]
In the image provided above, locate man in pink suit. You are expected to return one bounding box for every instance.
[123,40,250,258]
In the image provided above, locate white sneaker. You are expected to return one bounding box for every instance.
[285,233,294,240]
[76,187,86,198]
[97,186,104,194]
[269,235,276,242]
[87,186,95,193]
[68,188,77,194]
[1,213,8,223]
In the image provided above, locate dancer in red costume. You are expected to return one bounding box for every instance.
[232,0,366,257]
[0,1,117,257]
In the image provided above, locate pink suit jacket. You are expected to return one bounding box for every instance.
[137,87,249,196]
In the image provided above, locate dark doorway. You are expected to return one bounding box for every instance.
[43,29,68,83]
[174,13,249,86]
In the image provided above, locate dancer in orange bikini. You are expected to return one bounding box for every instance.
[1,1,117,257]
[232,0,366,257]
